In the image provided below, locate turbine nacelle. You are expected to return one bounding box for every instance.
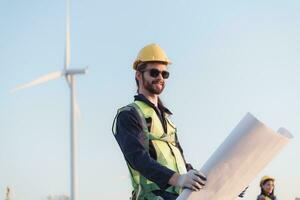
[65,68,88,76]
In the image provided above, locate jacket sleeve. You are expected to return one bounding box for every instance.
[113,109,175,190]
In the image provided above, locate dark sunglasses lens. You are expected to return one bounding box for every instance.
[162,71,169,79]
[149,69,160,77]
[149,69,170,79]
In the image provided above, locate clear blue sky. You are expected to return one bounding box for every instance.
[1,0,299,199]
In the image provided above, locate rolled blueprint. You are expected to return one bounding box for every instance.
[177,113,293,200]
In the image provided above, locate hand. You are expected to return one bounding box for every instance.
[176,170,207,191]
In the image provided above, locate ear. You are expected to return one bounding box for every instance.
[135,71,142,81]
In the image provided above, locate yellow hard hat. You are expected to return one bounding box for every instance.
[260,176,275,186]
[133,43,171,70]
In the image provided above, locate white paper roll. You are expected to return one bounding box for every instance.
[177,113,293,200]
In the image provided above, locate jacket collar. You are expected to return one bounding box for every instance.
[134,94,172,115]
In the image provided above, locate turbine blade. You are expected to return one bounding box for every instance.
[65,0,71,70]
[65,75,71,88]
[11,71,64,93]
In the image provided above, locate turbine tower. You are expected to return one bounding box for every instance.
[11,1,86,200]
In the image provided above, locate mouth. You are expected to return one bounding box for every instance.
[152,80,164,85]
[153,82,164,88]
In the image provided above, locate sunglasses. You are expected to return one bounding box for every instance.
[142,68,170,79]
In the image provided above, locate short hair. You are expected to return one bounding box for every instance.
[135,62,148,93]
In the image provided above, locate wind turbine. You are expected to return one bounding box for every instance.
[11,1,86,200]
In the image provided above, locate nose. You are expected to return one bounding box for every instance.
[157,72,164,80]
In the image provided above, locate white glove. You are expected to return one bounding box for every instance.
[176,170,207,191]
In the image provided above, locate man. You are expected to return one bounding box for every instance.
[112,43,206,200]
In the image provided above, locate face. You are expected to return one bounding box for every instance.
[137,62,169,95]
[262,180,274,194]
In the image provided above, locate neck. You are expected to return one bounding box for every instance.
[138,90,159,107]
[263,191,272,197]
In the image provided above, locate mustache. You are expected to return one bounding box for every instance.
[152,80,164,84]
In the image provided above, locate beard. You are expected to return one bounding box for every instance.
[142,78,165,95]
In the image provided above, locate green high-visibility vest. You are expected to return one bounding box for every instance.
[257,194,273,200]
[113,100,187,200]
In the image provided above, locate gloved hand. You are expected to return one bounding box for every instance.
[175,170,207,191]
